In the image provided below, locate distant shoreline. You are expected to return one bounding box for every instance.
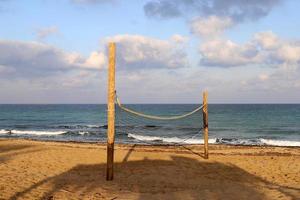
[1,138,299,149]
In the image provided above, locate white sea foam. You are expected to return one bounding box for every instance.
[0,129,8,134]
[10,130,66,136]
[128,133,217,144]
[127,133,300,146]
[260,139,300,147]
[86,125,101,128]
[78,131,89,135]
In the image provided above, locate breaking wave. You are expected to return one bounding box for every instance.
[128,133,217,144]
[0,129,66,135]
[127,133,300,146]
[260,139,300,147]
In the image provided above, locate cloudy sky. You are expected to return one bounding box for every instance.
[0,0,300,104]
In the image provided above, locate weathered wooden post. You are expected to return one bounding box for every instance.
[203,91,209,159]
[106,42,116,180]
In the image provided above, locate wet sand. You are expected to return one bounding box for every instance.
[0,139,299,200]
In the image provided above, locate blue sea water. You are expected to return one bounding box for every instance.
[0,104,299,146]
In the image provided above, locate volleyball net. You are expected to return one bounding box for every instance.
[115,92,206,145]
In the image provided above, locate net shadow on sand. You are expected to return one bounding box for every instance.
[9,147,300,200]
[0,142,43,164]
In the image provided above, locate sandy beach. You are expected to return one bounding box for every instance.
[0,139,299,200]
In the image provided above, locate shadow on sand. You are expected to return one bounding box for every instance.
[0,143,33,154]
[0,143,43,164]
[9,146,300,200]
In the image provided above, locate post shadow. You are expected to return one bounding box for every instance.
[122,144,136,163]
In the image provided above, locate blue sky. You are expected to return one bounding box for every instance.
[0,0,300,103]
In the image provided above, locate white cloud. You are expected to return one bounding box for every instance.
[199,31,300,67]
[0,40,106,78]
[276,44,300,63]
[200,39,260,67]
[80,51,107,69]
[259,74,269,81]
[36,26,60,40]
[254,31,279,50]
[1,32,299,103]
[171,34,189,43]
[241,65,300,94]
[196,30,300,102]
[105,34,188,69]
[0,34,190,103]
[0,34,188,80]
[190,16,233,38]
[0,69,106,104]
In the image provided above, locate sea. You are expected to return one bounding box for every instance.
[0,104,299,146]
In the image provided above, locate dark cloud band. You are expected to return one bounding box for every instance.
[144,0,283,22]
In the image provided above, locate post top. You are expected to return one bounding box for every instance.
[109,42,116,47]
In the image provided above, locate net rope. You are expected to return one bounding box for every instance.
[116,94,204,120]
[115,105,204,145]
[115,92,204,145]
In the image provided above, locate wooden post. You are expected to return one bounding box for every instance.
[203,91,209,159]
[106,42,116,181]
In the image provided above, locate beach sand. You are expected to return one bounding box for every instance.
[0,139,299,200]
